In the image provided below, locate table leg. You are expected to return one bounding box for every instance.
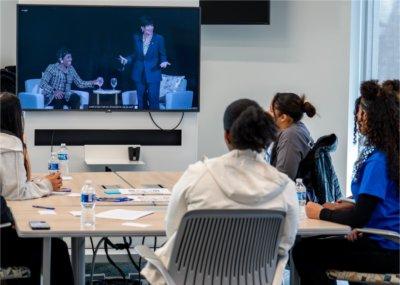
[72,237,85,285]
[97,94,99,105]
[289,248,300,285]
[115,93,118,105]
[41,237,51,285]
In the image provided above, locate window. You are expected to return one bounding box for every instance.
[346,0,399,194]
[376,0,399,81]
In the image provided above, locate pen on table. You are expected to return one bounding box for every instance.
[33,205,55,210]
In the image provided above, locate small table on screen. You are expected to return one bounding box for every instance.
[93,89,121,105]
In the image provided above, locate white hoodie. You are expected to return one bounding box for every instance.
[142,149,299,285]
[0,132,52,200]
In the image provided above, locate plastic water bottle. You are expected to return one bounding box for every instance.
[48,152,59,174]
[81,180,96,228]
[57,143,69,177]
[296,178,307,219]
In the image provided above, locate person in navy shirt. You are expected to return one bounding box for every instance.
[292,79,399,285]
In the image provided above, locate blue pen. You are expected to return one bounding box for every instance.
[33,205,55,210]
[96,197,132,202]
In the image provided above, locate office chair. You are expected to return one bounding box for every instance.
[0,196,31,281]
[136,209,285,285]
[326,228,400,284]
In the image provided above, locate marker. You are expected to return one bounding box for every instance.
[33,205,55,210]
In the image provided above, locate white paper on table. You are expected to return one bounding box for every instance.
[38,210,56,215]
[52,191,69,196]
[70,211,82,217]
[127,195,170,202]
[96,209,153,221]
[119,188,170,195]
[62,176,73,181]
[122,222,151,228]
[67,193,81,197]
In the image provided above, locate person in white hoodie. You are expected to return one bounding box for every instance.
[0,92,73,285]
[141,98,299,285]
[0,92,62,200]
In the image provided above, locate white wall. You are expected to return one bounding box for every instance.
[199,0,351,190]
[1,0,352,189]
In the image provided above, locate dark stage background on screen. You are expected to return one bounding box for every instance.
[17,5,200,109]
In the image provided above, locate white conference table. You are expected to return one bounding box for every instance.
[8,172,351,285]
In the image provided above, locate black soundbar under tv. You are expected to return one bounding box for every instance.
[35,129,181,146]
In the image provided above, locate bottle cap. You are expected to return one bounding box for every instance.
[85,180,92,185]
[296,178,303,183]
[61,143,66,147]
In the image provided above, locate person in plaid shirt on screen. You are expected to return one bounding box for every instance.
[40,47,101,109]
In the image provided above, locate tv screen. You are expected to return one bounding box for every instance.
[17,5,200,112]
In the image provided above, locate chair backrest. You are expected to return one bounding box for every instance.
[24,79,41,93]
[168,209,285,285]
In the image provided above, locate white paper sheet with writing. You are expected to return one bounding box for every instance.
[95,209,154,221]
[127,195,170,202]
[119,188,170,195]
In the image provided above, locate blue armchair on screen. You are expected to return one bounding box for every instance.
[18,79,89,109]
[159,75,193,110]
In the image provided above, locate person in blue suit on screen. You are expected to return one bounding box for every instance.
[119,16,171,110]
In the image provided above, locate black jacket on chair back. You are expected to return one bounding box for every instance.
[297,134,342,204]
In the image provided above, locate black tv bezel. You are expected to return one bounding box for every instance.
[17,4,201,113]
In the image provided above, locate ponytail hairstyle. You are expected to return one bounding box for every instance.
[223,99,277,152]
[271,93,316,122]
[355,80,399,186]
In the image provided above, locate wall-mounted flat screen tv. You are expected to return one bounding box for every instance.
[17,5,200,112]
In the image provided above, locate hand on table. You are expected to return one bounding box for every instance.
[305,202,323,219]
[46,172,62,190]
[346,229,363,242]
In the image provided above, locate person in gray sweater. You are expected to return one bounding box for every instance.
[268,93,316,180]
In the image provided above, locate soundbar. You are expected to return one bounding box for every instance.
[35,129,181,146]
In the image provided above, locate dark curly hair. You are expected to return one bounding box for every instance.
[223,99,277,152]
[353,80,399,186]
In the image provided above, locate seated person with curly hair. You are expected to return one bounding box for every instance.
[292,80,400,285]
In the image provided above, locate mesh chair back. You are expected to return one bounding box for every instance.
[169,209,285,285]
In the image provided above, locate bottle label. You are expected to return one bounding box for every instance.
[81,193,95,203]
[297,191,307,201]
[58,153,68,161]
[48,162,59,171]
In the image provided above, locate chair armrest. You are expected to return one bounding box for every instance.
[134,245,176,285]
[354,228,400,244]
[71,90,89,107]
[0,223,11,229]
[165,91,193,109]
[18,92,44,109]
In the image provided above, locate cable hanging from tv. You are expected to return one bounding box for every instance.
[148,112,184,131]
